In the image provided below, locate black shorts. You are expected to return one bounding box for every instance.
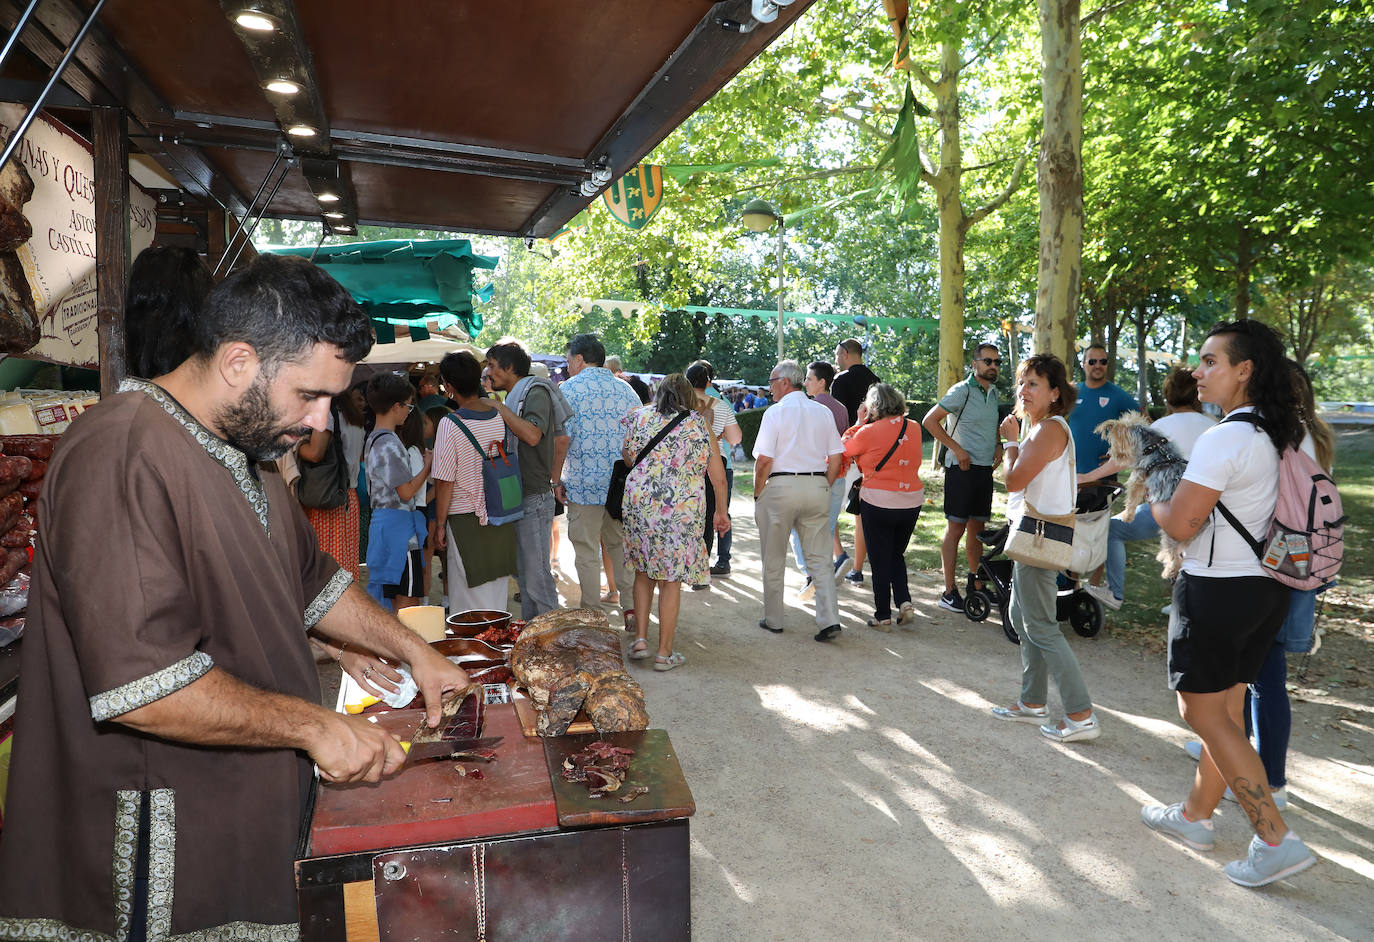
[943,465,994,522]
[1167,572,1290,693]
[382,548,425,599]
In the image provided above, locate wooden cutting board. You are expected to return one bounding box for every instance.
[542,729,694,828]
[511,688,595,738]
[308,703,558,855]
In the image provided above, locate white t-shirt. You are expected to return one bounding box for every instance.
[1150,410,1216,460]
[327,410,365,490]
[754,391,843,472]
[1179,407,1278,577]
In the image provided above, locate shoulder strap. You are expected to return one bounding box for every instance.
[446,411,489,461]
[1214,499,1264,558]
[634,410,689,466]
[1213,412,1267,558]
[947,381,974,435]
[1046,415,1077,509]
[874,418,909,473]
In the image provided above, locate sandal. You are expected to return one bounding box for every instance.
[866,616,893,632]
[623,609,636,632]
[897,602,915,624]
[629,638,651,660]
[991,700,1049,723]
[601,590,620,604]
[654,651,685,672]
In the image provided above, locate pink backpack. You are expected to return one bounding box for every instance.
[1216,414,1345,590]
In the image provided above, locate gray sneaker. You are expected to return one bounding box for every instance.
[1224,833,1316,887]
[1141,802,1215,851]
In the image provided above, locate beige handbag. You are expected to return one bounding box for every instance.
[1005,417,1084,571]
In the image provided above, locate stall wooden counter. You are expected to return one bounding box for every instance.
[296,699,694,941]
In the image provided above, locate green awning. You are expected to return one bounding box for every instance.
[267,239,499,339]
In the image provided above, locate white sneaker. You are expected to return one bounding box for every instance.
[1085,584,1122,611]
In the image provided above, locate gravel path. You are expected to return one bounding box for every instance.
[611,483,1374,941]
[328,475,1373,940]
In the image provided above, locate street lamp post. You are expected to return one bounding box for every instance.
[741,198,786,361]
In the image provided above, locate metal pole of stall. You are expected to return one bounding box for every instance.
[0,0,108,174]
[0,0,44,77]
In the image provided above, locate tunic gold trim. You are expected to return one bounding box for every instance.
[119,379,272,535]
[304,568,352,629]
[89,652,213,722]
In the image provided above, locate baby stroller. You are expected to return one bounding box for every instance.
[963,483,1122,644]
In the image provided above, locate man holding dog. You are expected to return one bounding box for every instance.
[1067,344,1141,600]
[923,343,1004,613]
[1068,344,1140,478]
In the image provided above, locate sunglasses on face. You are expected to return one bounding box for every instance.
[1086,358,1109,366]
[977,357,1002,366]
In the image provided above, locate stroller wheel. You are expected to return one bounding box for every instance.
[964,591,991,623]
[1069,592,1103,638]
[1001,614,1020,645]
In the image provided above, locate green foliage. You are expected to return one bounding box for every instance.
[736,406,767,460]
[250,0,1373,405]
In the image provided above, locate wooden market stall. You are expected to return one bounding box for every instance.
[0,0,819,935]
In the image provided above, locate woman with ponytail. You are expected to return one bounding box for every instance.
[1141,320,1316,888]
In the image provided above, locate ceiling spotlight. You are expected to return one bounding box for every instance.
[235,11,277,31]
[265,78,301,95]
[286,125,316,137]
[323,211,345,220]
[317,192,340,203]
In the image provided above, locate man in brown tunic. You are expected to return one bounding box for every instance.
[0,256,470,940]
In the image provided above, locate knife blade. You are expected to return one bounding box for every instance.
[400,736,504,765]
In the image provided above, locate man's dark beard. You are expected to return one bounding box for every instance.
[215,379,310,461]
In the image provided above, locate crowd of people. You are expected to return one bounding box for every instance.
[137,249,1344,895]
[0,244,1328,942]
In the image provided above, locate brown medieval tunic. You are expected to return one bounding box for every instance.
[0,380,350,941]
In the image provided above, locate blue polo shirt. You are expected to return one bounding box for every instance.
[1068,381,1139,473]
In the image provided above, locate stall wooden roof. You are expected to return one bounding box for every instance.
[0,0,815,238]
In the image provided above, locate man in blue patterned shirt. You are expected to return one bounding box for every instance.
[552,334,642,622]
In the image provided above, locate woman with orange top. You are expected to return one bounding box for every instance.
[842,383,924,629]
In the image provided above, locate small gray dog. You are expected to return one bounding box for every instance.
[1095,413,1189,579]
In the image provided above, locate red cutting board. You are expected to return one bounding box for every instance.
[308,703,558,855]
[543,729,695,828]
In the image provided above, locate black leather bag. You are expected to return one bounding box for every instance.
[296,408,351,510]
[606,410,689,521]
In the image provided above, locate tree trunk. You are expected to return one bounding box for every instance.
[1235,222,1252,319]
[934,40,967,397]
[1033,0,1082,365]
[1136,302,1149,412]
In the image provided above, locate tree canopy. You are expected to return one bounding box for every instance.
[256,0,1374,400]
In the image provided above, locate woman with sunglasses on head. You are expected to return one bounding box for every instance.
[1140,320,1316,888]
[990,354,1102,743]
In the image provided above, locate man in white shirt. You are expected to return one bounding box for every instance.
[753,360,845,642]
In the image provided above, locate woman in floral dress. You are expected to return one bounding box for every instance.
[621,374,730,671]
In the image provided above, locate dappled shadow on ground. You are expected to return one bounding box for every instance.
[630,489,1374,941]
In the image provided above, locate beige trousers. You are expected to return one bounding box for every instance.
[566,502,631,615]
[755,476,839,629]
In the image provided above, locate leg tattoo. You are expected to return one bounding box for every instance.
[1232,776,1281,843]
